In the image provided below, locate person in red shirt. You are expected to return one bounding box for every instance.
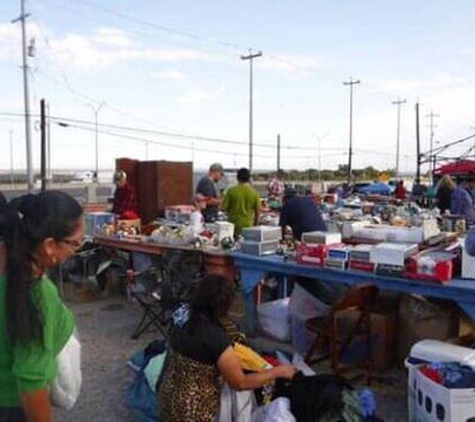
[267,170,285,200]
[112,170,139,219]
[395,180,407,200]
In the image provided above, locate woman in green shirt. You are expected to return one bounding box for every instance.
[0,191,84,421]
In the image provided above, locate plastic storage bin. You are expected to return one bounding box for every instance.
[406,340,475,422]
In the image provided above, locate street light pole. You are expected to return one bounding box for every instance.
[426,110,440,185]
[241,50,262,172]
[392,98,406,179]
[88,102,106,182]
[343,78,361,185]
[9,129,14,187]
[12,0,33,192]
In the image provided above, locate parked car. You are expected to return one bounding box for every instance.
[351,182,371,194]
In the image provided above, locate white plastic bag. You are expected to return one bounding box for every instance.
[50,332,82,410]
[252,398,296,422]
[218,382,256,422]
[289,284,330,354]
[288,284,330,318]
[257,298,291,342]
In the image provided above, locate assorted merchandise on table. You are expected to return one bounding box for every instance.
[86,208,237,252]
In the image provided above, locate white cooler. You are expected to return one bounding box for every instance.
[406,340,475,422]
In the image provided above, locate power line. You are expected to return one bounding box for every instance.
[0,112,418,160]
[54,121,315,159]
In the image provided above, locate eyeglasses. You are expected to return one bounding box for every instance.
[59,238,85,250]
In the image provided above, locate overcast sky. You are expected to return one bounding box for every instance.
[1,0,475,173]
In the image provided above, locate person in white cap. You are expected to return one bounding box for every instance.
[112,170,139,219]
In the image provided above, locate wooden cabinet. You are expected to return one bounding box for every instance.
[117,158,193,224]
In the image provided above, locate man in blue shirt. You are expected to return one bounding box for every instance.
[451,178,475,225]
[279,187,327,240]
[195,163,224,222]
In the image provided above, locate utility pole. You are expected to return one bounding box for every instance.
[415,103,421,184]
[318,137,322,185]
[40,99,46,191]
[470,126,475,159]
[426,110,440,184]
[392,99,406,180]
[12,0,33,192]
[87,102,106,183]
[9,129,14,187]
[241,50,263,172]
[277,134,281,171]
[343,78,361,185]
[46,102,51,183]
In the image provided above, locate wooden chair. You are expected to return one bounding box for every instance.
[304,284,379,385]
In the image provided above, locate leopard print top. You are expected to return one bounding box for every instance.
[160,349,221,422]
[159,318,246,421]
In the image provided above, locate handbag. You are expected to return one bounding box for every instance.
[50,332,82,410]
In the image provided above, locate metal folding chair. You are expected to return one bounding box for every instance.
[126,266,173,340]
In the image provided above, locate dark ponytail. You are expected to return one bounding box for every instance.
[0,191,83,345]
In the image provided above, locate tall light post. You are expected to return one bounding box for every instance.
[9,129,14,187]
[426,110,440,184]
[241,50,262,172]
[470,126,475,159]
[12,0,33,192]
[87,102,106,182]
[343,78,361,185]
[392,98,406,179]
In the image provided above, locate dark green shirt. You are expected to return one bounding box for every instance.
[0,275,75,406]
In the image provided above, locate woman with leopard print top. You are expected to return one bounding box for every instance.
[159,274,296,422]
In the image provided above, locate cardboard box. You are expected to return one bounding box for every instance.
[370,242,419,267]
[462,241,475,279]
[62,282,101,304]
[336,308,397,371]
[301,231,342,245]
[296,244,328,267]
[397,295,459,364]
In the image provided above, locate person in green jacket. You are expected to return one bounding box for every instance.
[0,191,84,421]
[222,168,261,236]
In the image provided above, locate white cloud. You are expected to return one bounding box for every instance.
[49,33,216,70]
[94,27,133,47]
[259,53,331,75]
[460,47,475,56]
[150,71,188,80]
[371,74,467,96]
[177,86,225,104]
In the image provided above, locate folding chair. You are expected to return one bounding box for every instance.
[126,266,173,340]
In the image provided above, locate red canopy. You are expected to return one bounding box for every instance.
[433,160,475,176]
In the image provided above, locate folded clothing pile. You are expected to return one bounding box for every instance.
[419,362,475,389]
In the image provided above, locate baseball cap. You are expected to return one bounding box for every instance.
[113,170,127,183]
[209,163,224,173]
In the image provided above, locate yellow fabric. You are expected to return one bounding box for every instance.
[233,343,271,372]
